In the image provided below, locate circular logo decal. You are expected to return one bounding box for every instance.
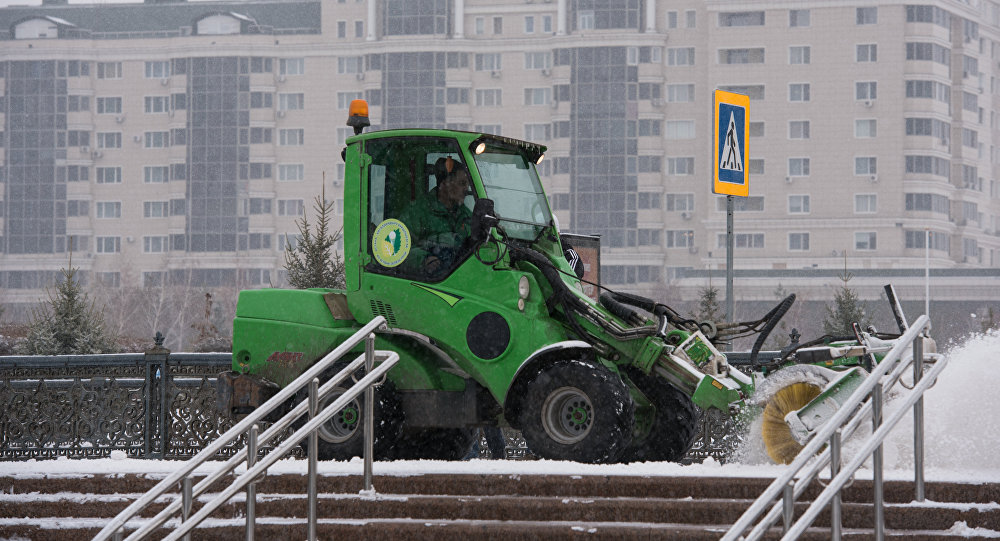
[372,219,411,268]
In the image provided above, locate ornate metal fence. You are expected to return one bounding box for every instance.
[0,343,235,460]
[1,345,742,462]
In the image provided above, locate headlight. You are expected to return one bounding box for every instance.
[518,276,530,299]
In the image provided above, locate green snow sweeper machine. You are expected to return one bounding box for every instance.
[219,100,933,464]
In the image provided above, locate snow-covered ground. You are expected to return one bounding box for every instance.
[2,330,998,484]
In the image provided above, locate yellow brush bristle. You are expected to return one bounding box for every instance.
[761,383,822,464]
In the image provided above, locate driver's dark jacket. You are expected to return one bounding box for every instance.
[398,189,472,273]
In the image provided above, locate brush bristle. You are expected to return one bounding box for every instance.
[761,383,822,464]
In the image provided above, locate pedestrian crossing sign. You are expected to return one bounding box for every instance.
[713,90,749,197]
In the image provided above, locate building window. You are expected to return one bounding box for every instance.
[278,199,305,216]
[475,17,484,35]
[638,119,661,136]
[96,167,122,184]
[475,53,502,71]
[719,48,765,64]
[788,157,810,176]
[355,20,364,38]
[144,236,169,253]
[718,233,765,249]
[475,124,501,135]
[857,7,877,25]
[789,9,810,27]
[337,20,346,38]
[665,193,692,211]
[668,47,695,66]
[577,10,594,30]
[666,120,695,139]
[789,46,810,65]
[749,121,765,137]
[905,155,950,177]
[667,157,694,175]
[789,120,810,139]
[855,194,877,213]
[789,83,810,102]
[144,201,169,218]
[718,11,765,27]
[278,164,305,181]
[543,15,552,33]
[855,119,877,138]
[250,92,274,108]
[855,157,877,175]
[446,88,469,104]
[856,81,877,100]
[97,132,121,149]
[749,159,764,175]
[666,230,694,248]
[524,123,551,141]
[337,57,361,74]
[788,194,810,214]
[279,129,304,146]
[494,16,503,34]
[144,96,169,114]
[250,127,273,144]
[96,97,122,115]
[524,15,535,33]
[145,131,169,148]
[524,52,551,70]
[67,95,90,112]
[96,236,121,253]
[97,62,122,79]
[857,44,877,62]
[96,201,121,219]
[279,58,305,76]
[667,83,695,102]
[906,42,950,66]
[524,87,551,106]
[788,232,810,251]
[667,11,677,28]
[145,61,170,79]
[476,89,503,107]
[855,232,877,251]
[144,166,169,183]
[279,93,305,111]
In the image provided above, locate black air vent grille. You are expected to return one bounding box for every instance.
[369,300,397,327]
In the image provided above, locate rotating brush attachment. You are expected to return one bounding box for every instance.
[761,382,821,464]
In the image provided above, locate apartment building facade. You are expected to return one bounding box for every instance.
[1,0,999,312]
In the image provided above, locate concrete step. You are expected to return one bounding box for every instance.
[0,473,996,540]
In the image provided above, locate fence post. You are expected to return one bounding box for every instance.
[144,332,170,459]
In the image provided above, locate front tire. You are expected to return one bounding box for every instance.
[519,359,634,463]
[623,369,702,462]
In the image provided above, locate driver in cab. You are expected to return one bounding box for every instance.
[400,156,473,277]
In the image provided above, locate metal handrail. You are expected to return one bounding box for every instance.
[94,316,393,541]
[723,314,941,540]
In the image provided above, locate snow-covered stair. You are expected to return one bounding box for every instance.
[0,472,997,539]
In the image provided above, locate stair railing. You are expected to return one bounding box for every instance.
[94,316,395,541]
[723,314,945,541]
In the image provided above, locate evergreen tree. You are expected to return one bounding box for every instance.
[822,257,869,336]
[284,185,346,289]
[20,266,117,355]
[697,282,722,323]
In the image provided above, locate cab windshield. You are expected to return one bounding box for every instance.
[473,144,552,241]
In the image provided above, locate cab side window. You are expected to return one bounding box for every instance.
[365,137,473,281]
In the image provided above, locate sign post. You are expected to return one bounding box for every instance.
[712,90,750,334]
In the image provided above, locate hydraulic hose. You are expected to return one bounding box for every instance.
[748,293,796,368]
[506,242,656,341]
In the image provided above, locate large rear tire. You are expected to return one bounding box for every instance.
[622,370,702,462]
[519,359,634,464]
[294,362,403,461]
